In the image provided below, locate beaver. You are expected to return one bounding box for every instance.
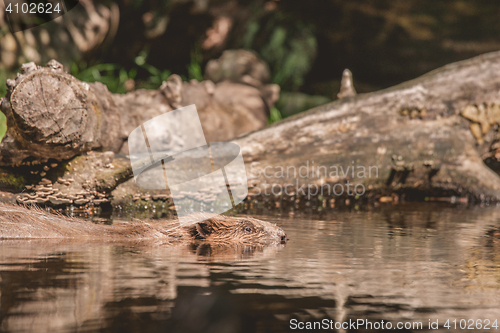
[0,203,287,245]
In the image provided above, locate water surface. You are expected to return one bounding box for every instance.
[1,203,500,332]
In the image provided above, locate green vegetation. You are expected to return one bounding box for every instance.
[261,26,316,90]
[187,46,203,82]
[241,11,317,92]
[0,168,25,190]
[0,111,6,143]
[70,50,172,94]
[70,45,204,95]
[268,106,282,124]
[134,50,171,89]
[71,62,137,94]
[0,69,7,98]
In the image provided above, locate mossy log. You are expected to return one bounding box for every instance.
[236,51,500,202]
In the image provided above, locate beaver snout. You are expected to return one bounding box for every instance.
[280,233,288,244]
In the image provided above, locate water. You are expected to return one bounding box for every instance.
[1,203,500,332]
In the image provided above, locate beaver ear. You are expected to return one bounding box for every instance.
[196,221,213,238]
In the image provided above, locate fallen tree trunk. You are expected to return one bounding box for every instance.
[235,51,500,203]
[4,52,500,206]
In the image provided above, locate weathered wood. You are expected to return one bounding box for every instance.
[235,51,500,202]
[14,152,132,206]
[0,60,123,165]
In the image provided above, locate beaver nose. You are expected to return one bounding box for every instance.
[280,234,288,243]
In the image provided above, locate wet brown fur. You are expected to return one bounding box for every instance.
[0,203,287,245]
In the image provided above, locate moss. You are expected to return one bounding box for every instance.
[0,169,26,190]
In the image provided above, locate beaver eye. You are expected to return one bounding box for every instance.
[244,227,252,233]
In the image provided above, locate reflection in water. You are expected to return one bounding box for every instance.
[1,203,500,332]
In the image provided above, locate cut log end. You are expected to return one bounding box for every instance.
[0,60,123,166]
[10,71,96,145]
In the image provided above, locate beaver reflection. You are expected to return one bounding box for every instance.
[190,242,280,260]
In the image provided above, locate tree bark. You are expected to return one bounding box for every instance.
[14,152,132,206]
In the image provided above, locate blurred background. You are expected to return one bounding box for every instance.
[1,0,500,121]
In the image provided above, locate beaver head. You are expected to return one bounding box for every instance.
[188,216,287,245]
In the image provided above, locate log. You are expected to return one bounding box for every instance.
[0,59,277,166]
[235,51,500,202]
[14,151,132,207]
[0,60,123,165]
[4,52,500,205]
[111,51,500,206]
